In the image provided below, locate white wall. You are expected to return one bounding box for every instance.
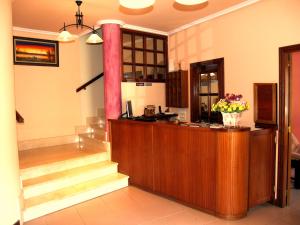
[78,32,104,123]
[0,0,21,224]
[121,82,166,116]
[169,0,300,126]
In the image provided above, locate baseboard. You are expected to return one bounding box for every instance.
[18,135,78,151]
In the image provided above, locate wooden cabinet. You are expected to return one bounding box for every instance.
[110,120,275,219]
[189,129,217,213]
[153,125,190,202]
[166,70,188,108]
[110,121,154,190]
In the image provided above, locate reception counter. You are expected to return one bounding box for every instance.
[109,119,275,219]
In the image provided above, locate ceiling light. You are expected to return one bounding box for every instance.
[58,0,103,44]
[119,0,155,9]
[175,0,208,5]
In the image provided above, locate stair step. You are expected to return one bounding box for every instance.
[23,173,129,222]
[23,161,118,198]
[79,134,106,150]
[20,151,108,180]
[79,132,105,141]
[86,116,105,127]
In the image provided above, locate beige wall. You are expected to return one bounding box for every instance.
[0,0,21,224]
[121,82,166,116]
[169,0,300,126]
[14,31,82,141]
[78,32,104,123]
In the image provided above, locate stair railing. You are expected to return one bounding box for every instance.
[76,72,104,93]
[16,110,24,123]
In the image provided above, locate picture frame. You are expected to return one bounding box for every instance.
[254,83,277,128]
[13,36,59,67]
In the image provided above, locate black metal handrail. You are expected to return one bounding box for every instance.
[76,72,104,92]
[16,110,24,123]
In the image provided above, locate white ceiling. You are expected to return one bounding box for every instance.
[12,0,255,35]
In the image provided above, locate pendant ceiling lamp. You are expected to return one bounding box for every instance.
[58,0,103,44]
[119,0,156,9]
[175,0,208,5]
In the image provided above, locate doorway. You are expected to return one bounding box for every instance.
[278,44,300,207]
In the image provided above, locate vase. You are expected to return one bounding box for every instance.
[221,112,241,127]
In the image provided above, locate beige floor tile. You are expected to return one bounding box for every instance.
[43,206,84,225]
[23,216,47,225]
[24,187,300,225]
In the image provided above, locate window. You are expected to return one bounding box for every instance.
[121,29,168,82]
[190,58,224,123]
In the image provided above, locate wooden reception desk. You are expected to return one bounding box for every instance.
[109,119,275,219]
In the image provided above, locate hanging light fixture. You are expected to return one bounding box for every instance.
[175,0,208,5]
[58,0,103,44]
[119,0,156,9]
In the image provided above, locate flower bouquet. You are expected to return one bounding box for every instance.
[212,93,249,127]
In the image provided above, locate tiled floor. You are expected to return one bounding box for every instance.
[24,186,300,225]
[19,144,102,169]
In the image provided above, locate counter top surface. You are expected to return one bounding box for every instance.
[110,118,251,132]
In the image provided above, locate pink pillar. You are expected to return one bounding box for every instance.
[101,21,122,139]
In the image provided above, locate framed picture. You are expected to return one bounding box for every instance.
[254,83,277,128]
[13,36,59,67]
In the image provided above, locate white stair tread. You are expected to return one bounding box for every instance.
[20,152,108,180]
[23,161,117,187]
[23,173,129,222]
[25,173,128,209]
[79,133,105,141]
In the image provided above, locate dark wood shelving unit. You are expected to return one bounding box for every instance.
[166,70,188,108]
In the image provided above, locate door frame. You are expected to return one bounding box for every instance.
[277,44,300,207]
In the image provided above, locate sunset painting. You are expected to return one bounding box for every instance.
[13,36,59,67]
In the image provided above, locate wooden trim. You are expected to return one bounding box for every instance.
[277,44,300,207]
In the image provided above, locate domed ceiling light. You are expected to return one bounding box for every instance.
[175,0,208,5]
[119,0,156,9]
[58,0,103,44]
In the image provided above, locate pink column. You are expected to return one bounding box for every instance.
[100,21,123,139]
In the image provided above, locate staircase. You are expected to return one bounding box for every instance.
[20,110,128,222]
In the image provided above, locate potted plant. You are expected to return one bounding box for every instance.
[212,93,249,127]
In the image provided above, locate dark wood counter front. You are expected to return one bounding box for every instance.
[109,119,275,219]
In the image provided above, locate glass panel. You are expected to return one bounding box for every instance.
[200,96,209,122]
[157,39,164,51]
[135,50,144,64]
[135,66,144,79]
[156,67,166,80]
[146,52,154,64]
[135,35,143,48]
[123,33,132,47]
[157,53,165,65]
[200,73,209,93]
[147,66,155,80]
[146,37,154,50]
[210,72,218,93]
[210,96,221,123]
[123,65,134,80]
[123,49,132,63]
